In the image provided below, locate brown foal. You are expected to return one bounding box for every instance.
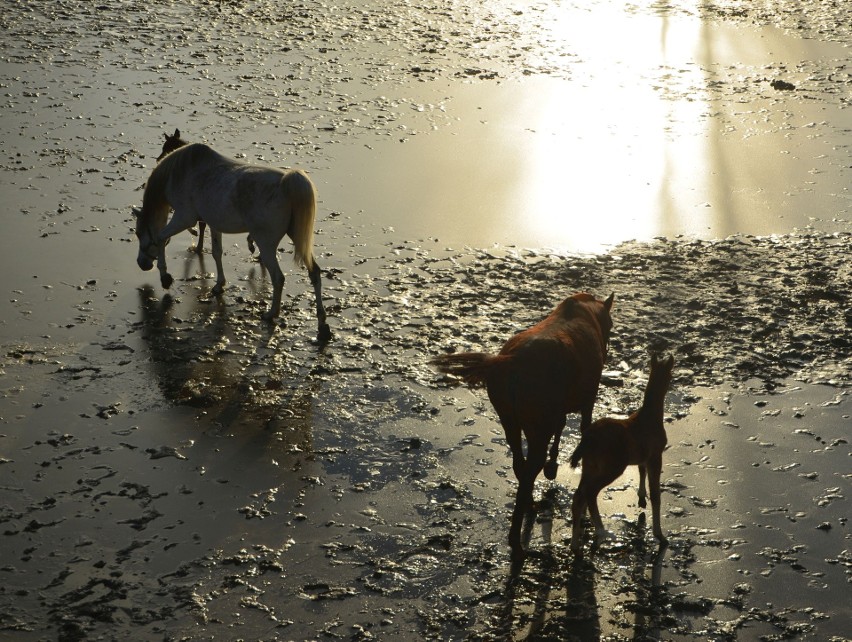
[569,352,674,557]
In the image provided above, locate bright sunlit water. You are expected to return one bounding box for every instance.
[322,9,850,252]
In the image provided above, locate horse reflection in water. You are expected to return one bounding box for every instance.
[134,138,331,342]
[433,292,614,561]
[136,284,321,447]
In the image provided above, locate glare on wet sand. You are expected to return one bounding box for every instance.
[0,0,850,640]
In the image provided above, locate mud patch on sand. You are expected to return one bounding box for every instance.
[2,232,850,639]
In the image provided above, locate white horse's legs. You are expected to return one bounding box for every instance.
[309,261,332,341]
[156,244,172,289]
[155,215,197,289]
[255,239,285,320]
[210,230,227,295]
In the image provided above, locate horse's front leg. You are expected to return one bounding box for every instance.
[308,260,331,341]
[210,230,227,295]
[157,212,197,289]
[156,244,172,289]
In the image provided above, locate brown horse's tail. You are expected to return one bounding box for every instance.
[283,169,317,271]
[431,352,509,388]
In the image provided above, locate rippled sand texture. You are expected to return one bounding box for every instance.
[1,1,850,640]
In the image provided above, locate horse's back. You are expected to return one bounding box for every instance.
[489,307,608,419]
[161,143,294,235]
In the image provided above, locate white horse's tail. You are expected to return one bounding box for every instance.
[284,169,317,270]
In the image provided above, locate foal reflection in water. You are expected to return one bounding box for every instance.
[433,292,614,561]
[134,138,331,342]
[569,353,675,557]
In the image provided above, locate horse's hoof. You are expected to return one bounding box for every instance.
[543,460,558,480]
[638,496,647,509]
[161,274,174,289]
[317,323,332,343]
[212,284,224,296]
[261,311,276,322]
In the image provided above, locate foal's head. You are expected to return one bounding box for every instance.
[648,352,675,391]
[156,128,188,161]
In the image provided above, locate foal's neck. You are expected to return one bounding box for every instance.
[637,375,668,426]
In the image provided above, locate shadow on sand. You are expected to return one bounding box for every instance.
[483,491,670,641]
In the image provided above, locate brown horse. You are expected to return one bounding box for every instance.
[156,129,254,255]
[569,352,674,557]
[432,292,614,559]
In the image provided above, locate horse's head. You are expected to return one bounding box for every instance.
[560,292,615,347]
[133,205,167,271]
[156,128,187,162]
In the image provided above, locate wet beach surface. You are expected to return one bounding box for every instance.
[1,1,850,640]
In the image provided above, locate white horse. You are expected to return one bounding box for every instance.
[134,142,331,341]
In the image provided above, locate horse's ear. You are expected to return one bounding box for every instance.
[163,132,169,140]
[665,354,675,369]
[174,128,180,138]
[604,292,614,311]
[131,206,141,218]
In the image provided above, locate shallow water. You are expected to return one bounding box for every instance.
[1,1,850,640]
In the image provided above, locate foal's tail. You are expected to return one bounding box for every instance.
[568,440,586,468]
[284,169,318,271]
[431,352,509,388]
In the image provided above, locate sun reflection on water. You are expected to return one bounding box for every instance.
[325,2,849,253]
[515,7,719,250]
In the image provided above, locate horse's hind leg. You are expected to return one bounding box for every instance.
[194,221,206,254]
[308,261,331,341]
[508,435,547,561]
[544,421,565,480]
[210,230,227,295]
[255,238,284,320]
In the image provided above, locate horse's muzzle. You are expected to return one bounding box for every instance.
[137,254,154,271]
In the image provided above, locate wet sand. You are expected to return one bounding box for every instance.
[1,1,850,640]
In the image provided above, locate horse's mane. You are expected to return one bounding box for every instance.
[143,143,216,222]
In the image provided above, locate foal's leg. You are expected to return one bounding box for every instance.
[586,481,610,547]
[638,464,648,509]
[210,230,227,295]
[570,480,589,557]
[308,260,331,341]
[648,454,667,543]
